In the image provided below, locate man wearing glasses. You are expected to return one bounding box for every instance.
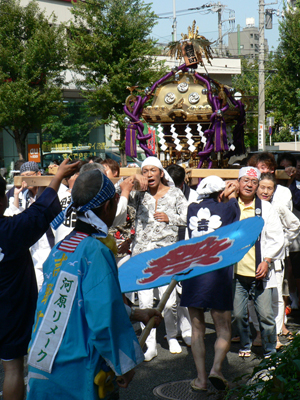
[232,167,284,358]
[5,161,41,212]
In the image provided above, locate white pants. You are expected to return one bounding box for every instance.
[272,269,285,335]
[138,285,177,349]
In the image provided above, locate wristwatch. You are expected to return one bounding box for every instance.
[263,258,271,269]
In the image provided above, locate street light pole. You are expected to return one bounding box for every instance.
[258,0,266,151]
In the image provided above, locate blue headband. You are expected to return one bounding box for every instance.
[51,171,115,231]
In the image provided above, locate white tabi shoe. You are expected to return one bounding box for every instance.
[144,347,158,362]
[168,338,182,354]
[182,335,192,347]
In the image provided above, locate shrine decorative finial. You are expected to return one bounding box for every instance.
[166,21,214,68]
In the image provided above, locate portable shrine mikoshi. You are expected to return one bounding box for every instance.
[123,21,247,171]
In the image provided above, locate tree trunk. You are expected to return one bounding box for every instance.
[14,129,26,160]
[119,126,127,167]
[120,149,127,167]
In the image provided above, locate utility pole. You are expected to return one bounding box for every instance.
[172,0,177,42]
[237,24,240,55]
[258,0,265,151]
[258,0,279,151]
[187,3,234,56]
[218,5,223,55]
[215,3,235,56]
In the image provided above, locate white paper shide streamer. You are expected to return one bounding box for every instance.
[226,126,235,151]
[171,124,182,151]
[157,124,167,152]
[185,124,196,152]
[198,124,207,147]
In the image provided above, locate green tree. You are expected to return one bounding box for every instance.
[271,125,294,143]
[0,0,67,159]
[41,101,90,145]
[68,0,166,164]
[268,3,300,131]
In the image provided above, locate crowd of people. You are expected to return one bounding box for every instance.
[1,151,300,398]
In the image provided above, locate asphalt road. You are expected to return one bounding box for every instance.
[1,310,299,400]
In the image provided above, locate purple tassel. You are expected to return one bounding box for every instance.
[214,119,228,152]
[125,124,137,157]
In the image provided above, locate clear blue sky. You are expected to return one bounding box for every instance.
[147,0,285,51]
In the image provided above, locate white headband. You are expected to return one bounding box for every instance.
[239,167,261,180]
[196,176,225,200]
[141,157,174,187]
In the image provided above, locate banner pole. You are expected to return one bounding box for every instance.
[139,278,178,347]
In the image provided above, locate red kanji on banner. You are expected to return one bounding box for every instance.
[138,236,233,284]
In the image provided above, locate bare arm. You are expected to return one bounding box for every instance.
[13,181,27,209]
[116,369,135,388]
[131,308,162,327]
[48,159,80,193]
[131,174,148,191]
[256,258,271,280]
[220,180,239,202]
[119,176,134,200]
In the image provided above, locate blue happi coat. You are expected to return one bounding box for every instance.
[27,231,144,400]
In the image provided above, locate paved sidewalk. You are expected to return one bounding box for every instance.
[120,310,300,400]
[1,310,299,399]
[120,313,259,400]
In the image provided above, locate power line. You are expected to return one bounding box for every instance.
[158,10,211,19]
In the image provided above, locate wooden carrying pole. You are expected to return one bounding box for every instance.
[14,175,54,187]
[139,279,178,347]
[14,168,290,187]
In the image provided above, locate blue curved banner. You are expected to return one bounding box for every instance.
[119,217,264,293]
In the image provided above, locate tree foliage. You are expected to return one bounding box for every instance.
[232,3,300,148]
[68,0,167,163]
[41,101,90,145]
[226,335,300,400]
[268,3,300,130]
[0,0,67,159]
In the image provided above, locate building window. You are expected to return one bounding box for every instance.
[251,44,253,48]
[250,34,253,38]
[254,34,259,41]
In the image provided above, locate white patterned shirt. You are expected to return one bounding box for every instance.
[130,186,188,256]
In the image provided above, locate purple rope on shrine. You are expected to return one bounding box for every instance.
[124,96,154,157]
[197,124,214,168]
[141,64,188,107]
[194,73,213,105]
[193,72,217,170]
[124,64,189,157]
